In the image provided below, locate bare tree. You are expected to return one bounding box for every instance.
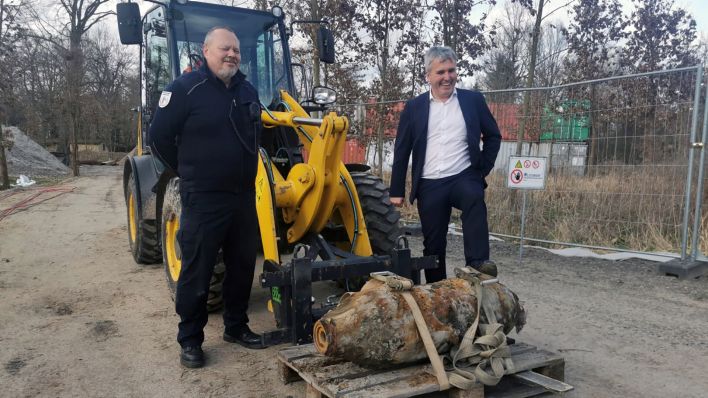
[515,0,571,155]
[564,0,626,167]
[352,0,419,175]
[481,2,531,98]
[0,0,31,188]
[426,0,499,77]
[83,27,137,152]
[0,126,10,189]
[28,0,112,175]
[63,0,113,175]
[14,35,66,147]
[275,0,365,103]
[535,20,566,88]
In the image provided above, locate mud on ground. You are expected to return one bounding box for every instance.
[0,165,706,397]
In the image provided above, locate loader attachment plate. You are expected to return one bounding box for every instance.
[259,235,437,346]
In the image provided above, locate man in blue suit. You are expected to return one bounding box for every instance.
[390,46,501,283]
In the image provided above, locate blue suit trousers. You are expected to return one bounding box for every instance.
[416,168,490,283]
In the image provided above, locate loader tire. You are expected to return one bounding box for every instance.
[350,172,401,255]
[126,171,161,264]
[161,178,225,313]
[345,172,401,290]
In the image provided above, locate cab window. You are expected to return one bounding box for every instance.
[143,7,171,117]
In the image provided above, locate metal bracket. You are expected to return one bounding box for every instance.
[259,234,438,346]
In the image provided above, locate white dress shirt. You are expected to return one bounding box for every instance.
[421,89,471,179]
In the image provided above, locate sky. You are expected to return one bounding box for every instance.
[676,0,708,37]
[114,0,708,35]
[479,0,708,37]
[103,0,708,90]
[110,0,708,37]
[115,0,708,49]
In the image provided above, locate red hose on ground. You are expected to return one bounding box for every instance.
[0,190,20,201]
[0,186,75,222]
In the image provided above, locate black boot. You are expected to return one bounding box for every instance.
[180,346,205,368]
[469,260,498,277]
[223,325,265,349]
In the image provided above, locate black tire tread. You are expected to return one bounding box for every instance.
[127,172,161,264]
[350,172,401,255]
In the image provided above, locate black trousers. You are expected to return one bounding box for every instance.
[176,190,258,348]
[416,168,489,283]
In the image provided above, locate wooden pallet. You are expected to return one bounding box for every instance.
[277,342,571,398]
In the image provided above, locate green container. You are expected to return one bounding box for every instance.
[540,100,591,142]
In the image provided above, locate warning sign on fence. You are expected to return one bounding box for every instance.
[507,156,547,190]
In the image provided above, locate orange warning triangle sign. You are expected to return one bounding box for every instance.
[515,160,523,168]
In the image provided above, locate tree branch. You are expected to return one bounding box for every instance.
[536,45,568,65]
[82,11,113,34]
[541,0,573,22]
[23,32,67,52]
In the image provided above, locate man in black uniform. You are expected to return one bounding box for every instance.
[148,26,263,369]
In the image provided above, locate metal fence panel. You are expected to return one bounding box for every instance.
[332,66,706,257]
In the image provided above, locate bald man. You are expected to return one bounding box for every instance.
[149,27,264,368]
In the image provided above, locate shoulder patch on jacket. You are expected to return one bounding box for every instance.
[158,91,172,108]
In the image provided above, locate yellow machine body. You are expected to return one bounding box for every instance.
[255,91,373,264]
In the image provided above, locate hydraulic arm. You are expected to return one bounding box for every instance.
[256,91,373,264]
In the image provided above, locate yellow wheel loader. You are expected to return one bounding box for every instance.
[117,0,435,345]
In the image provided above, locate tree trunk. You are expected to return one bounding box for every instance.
[0,127,9,189]
[0,2,9,188]
[67,35,83,176]
[310,0,321,88]
[376,103,384,176]
[375,5,391,177]
[515,0,545,156]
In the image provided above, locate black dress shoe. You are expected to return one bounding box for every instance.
[468,260,498,277]
[223,325,265,349]
[180,346,205,368]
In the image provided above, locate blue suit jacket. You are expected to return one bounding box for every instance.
[390,89,502,203]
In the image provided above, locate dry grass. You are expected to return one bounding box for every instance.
[381,168,707,254]
[485,170,688,252]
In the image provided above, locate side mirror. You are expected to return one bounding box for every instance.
[117,3,143,45]
[317,26,335,64]
[312,86,337,105]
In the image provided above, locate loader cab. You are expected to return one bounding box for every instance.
[137,2,294,128]
[118,1,335,171]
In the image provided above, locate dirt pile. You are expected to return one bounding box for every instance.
[2,126,70,177]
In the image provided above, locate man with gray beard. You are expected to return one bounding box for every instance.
[149,26,264,368]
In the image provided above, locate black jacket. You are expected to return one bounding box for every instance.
[148,65,261,193]
[390,89,501,203]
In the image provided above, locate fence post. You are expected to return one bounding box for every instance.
[690,69,708,260]
[376,101,384,177]
[680,65,703,260]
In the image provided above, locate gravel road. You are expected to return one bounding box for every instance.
[0,165,706,397]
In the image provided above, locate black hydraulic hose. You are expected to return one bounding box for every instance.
[229,99,259,156]
[341,175,359,253]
